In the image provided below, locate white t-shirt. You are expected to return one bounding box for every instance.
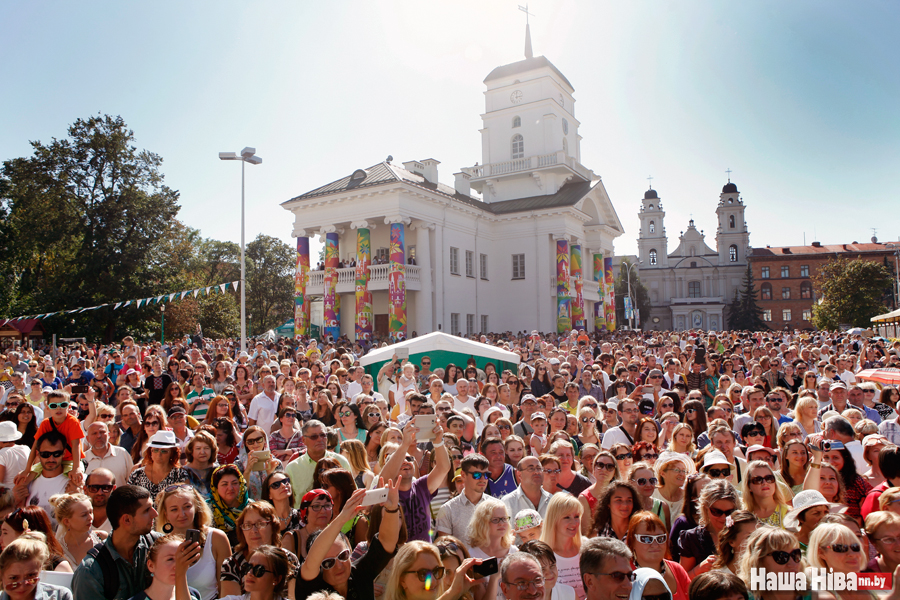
[248,391,280,435]
[554,553,585,600]
[454,395,476,414]
[0,444,29,489]
[552,583,577,600]
[28,473,69,528]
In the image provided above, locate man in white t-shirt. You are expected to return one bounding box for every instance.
[453,379,476,414]
[20,431,72,528]
[0,422,29,489]
[249,375,280,434]
[600,398,640,449]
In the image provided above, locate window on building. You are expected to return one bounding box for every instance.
[466,314,475,335]
[802,309,811,321]
[763,309,772,322]
[408,245,416,262]
[782,287,791,300]
[450,247,459,275]
[512,116,521,128]
[481,315,488,333]
[375,248,389,263]
[465,251,474,278]
[729,245,738,262]
[512,134,524,159]
[649,249,658,265]
[761,283,772,300]
[801,281,813,299]
[690,261,697,268]
[450,313,459,335]
[800,265,809,277]
[512,254,526,279]
[781,266,790,278]
[729,215,735,229]
[649,220,655,234]
[480,253,488,280]
[782,309,792,322]
[688,281,701,298]
[761,266,770,279]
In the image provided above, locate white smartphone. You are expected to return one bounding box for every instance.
[414,414,436,442]
[396,347,410,361]
[361,488,388,506]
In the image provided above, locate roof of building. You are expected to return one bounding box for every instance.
[751,242,898,257]
[644,188,658,200]
[722,182,738,194]
[483,55,574,92]
[284,160,596,216]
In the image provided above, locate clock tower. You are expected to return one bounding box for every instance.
[464,27,595,203]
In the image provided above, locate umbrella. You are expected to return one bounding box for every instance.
[846,327,866,335]
[856,368,900,385]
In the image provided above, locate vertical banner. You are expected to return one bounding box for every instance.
[354,228,373,340]
[571,245,585,329]
[593,252,606,331]
[323,232,339,340]
[604,257,616,331]
[294,237,310,338]
[388,223,407,342]
[556,239,571,333]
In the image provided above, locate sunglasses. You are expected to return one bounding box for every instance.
[706,467,730,478]
[467,471,489,480]
[640,453,659,461]
[282,412,296,419]
[750,474,776,486]
[823,543,861,554]
[709,506,737,518]
[636,533,667,545]
[498,424,511,431]
[47,402,70,410]
[339,411,353,417]
[269,479,290,491]
[543,468,561,475]
[661,402,674,408]
[745,430,764,437]
[614,452,633,461]
[635,477,658,486]
[450,454,463,461]
[4,577,39,591]
[241,563,276,578]
[366,412,380,419]
[404,567,447,582]
[246,437,265,445]
[39,450,64,459]
[594,462,615,471]
[87,484,114,493]
[322,549,351,570]
[594,571,637,582]
[305,433,326,441]
[767,549,802,565]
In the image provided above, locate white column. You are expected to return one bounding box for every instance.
[434,224,445,332]
[415,223,434,334]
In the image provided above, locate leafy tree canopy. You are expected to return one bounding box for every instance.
[812,258,892,330]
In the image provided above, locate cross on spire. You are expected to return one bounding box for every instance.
[725,168,732,182]
[647,175,654,189]
[518,4,534,25]
[519,4,535,58]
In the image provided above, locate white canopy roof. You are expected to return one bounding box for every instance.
[872,308,900,322]
[359,332,521,367]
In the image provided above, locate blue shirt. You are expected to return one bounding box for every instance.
[487,463,518,499]
[1,583,72,600]
[72,532,162,600]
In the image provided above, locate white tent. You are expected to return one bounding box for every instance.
[359,332,520,374]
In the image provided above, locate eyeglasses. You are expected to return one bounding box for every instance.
[661,402,674,408]
[47,402,70,410]
[269,479,291,491]
[594,462,615,471]
[309,502,333,512]
[591,571,636,582]
[614,452,633,461]
[240,520,272,531]
[706,468,730,479]
[304,433,326,441]
[504,577,545,591]
[543,468,561,475]
[241,563,276,578]
[709,506,737,518]
[636,533,667,545]
[749,474,777,486]
[666,467,687,475]
[581,417,596,423]
[151,447,171,454]
[321,549,351,569]
[87,484,114,493]
[635,477,658,486]
[874,536,900,546]
[467,471,489,480]
[39,450,64,459]
[4,577,39,590]
[823,543,861,554]
[490,516,511,524]
[767,549,802,565]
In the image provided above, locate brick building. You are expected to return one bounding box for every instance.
[749,241,900,330]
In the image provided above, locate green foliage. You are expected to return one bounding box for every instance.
[246,234,295,334]
[727,264,768,331]
[614,259,651,327]
[812,258,892,330]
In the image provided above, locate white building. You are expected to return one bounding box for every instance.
[282,30,623,339]
[635,181,751,331]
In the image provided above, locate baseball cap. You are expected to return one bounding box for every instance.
[530,411,547,422]
[514,509,543,533]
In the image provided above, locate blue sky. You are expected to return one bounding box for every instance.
[2,0,898,260]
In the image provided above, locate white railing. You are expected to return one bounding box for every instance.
[463,151,592,181]
[306,264,421,289]
[369,263,390,282]
[308,271,324,287]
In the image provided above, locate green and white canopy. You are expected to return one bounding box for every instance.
[359,332,520,378]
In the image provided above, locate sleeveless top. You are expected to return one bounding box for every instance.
[187,531,219,600]
[758,503,791,529]
[59,530,102,567]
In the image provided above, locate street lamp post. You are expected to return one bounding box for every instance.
[160,304,165,345]
[219,147,262,354]
[624,260,642,330]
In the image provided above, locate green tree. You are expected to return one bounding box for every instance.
[812,258,892,330]
[727,264,768,330]
[245,234,294,333]
[615,259,651,328]
[0,114,181,341]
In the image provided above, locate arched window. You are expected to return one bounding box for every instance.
[649,220,655,233]
[512,116,521,128]
[761,282,772,300]
[688,281,701,298]
[729,244,738,262]
[649,249,657,265]
[729,215,735,229]
[801,281,813,299]
[511,134,524,159]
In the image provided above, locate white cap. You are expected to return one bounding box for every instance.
[702,450,730,469]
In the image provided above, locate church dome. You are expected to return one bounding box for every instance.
[644,189,658,200]
[722,182,738,194]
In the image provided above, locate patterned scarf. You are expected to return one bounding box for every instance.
[209,465,250,531]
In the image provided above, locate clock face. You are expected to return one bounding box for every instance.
[510,90,523,104]
[653,317,661,323]
[562,119,569,135]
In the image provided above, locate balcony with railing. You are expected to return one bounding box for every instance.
[462,151,593,183]
[305,265,422,296]
[547,277,602,302]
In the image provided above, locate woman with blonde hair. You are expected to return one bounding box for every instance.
[679,479,742,579]
[384,540,489,600]
[668,424,695,456]
[0,533,72,600]
[540,493,585,600]
[155,484,231,600]
[806,524,870,600]
[467,497,516,561]
[752,406,778,448]
[737,526,804,600]
[741,460,792,528]
[791,395,821,439]
[49,492,106,567]
[779,440,810,495]
[339,438,375,489]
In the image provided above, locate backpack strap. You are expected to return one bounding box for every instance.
[87,541,120,600]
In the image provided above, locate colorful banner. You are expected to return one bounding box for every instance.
[323,232,339,340]
[571,245,584,330]
[556,239,571,333]
[355,228,373,340]
[604,257,616,331]
[593,253,605,332]
[294,237,310,338]
[388,223,407,341]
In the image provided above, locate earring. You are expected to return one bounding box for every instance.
[162,523,174,534]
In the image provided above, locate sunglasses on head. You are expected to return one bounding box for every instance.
[767,549,802,565]
[321,549,351,569]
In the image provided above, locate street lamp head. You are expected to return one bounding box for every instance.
[240,147,257,159]
[219,152,239,160]
[245,155,262,165]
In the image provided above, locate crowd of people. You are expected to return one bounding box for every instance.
[0,327,899,600]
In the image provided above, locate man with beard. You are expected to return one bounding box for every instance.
[85,421,133,488]
[18,430,73,527]
[84,468,117,533]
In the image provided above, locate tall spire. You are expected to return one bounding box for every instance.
[525,23,533,58]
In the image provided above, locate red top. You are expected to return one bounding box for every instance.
[35,414,85,461]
